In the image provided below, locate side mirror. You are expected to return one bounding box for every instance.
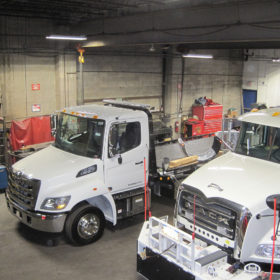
[266,194,280,211]
[50,114,58,136]
[108,125,119,158]
[108,145,118,158]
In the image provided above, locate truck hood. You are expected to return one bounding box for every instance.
[12,145,100,187]
[183,151,280,215]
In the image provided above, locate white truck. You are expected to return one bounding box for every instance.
[174,108,280,269]
[5,100,220,245]
[137,107,280,280]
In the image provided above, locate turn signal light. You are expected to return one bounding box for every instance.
[56,204,66,210]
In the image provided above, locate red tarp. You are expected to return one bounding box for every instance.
[10,116,54,151]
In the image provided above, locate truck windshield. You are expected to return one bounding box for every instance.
[54,113,105,158]
[235,122,280,163]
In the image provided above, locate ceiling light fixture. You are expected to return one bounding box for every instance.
[46,35,87,41]
[83,41,106,47]
[183,54,213,59]
[272,59,280,62]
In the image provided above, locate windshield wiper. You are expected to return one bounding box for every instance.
[68,131,87,142]
[68,133,82,142]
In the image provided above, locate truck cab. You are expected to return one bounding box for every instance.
[6,102,149,245]
[175,107,280,266]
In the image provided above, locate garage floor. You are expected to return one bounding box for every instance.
[0,192,174,280]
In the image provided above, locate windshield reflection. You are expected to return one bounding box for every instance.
[55,113,105,158]
[235,122,280,163]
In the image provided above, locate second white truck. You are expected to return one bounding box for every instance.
[175,107,280,268]
[137,107,280,280]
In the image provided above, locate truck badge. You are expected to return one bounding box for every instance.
[208,183,223,192]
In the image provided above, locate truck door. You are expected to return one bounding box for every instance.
[105,120,148,194]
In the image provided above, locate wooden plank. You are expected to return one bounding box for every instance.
[168,155,198,169]
[217,150,224,157]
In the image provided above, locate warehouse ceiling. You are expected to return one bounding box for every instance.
[0,0,255,24]
[2,0,280,51]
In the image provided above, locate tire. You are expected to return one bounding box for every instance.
[65,205,105,246]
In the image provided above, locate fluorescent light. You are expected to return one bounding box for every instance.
[83,41,106,47]
[183,54,213,59]
[272,59,280,62]
[46,35,87,41]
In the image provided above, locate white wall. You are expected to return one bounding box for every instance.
[1,53,76,121]
[177,50,243,116]
[243,49,280,107]
[82,54,162,109]
[1,49,244,125]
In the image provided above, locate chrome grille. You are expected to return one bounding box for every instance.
[179,191,237,240]
[7,170,40,210]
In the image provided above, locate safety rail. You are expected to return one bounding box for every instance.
[147,216,220,273]
[138,217,260,280]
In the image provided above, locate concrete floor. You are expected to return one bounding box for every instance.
[0,192,175,280]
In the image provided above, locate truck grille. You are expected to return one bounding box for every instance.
[179,191,237,240]
[7,169,41,210]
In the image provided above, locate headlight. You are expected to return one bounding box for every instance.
[76,165,97,178]
[256,244,280,258]
[41,196,71,210]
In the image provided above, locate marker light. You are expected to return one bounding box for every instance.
[56,204,67,210]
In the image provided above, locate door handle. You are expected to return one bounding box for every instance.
[135,161,143,165]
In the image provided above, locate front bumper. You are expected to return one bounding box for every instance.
[6,192,67,233]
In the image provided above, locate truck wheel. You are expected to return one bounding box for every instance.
[65,205,105,245]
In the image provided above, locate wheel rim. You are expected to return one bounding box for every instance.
[77,213,100,239]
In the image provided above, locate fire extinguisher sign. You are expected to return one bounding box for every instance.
[32,83,40,91]
[32,104,41,112]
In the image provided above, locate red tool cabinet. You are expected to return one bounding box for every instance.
[192,104,223,134]
[183,118,204,137]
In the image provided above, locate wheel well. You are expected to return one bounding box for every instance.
[87,195,115,224]
[69,195,115,224]
[70,201,89,213]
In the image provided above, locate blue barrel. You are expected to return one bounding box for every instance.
[0,165,8,190]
